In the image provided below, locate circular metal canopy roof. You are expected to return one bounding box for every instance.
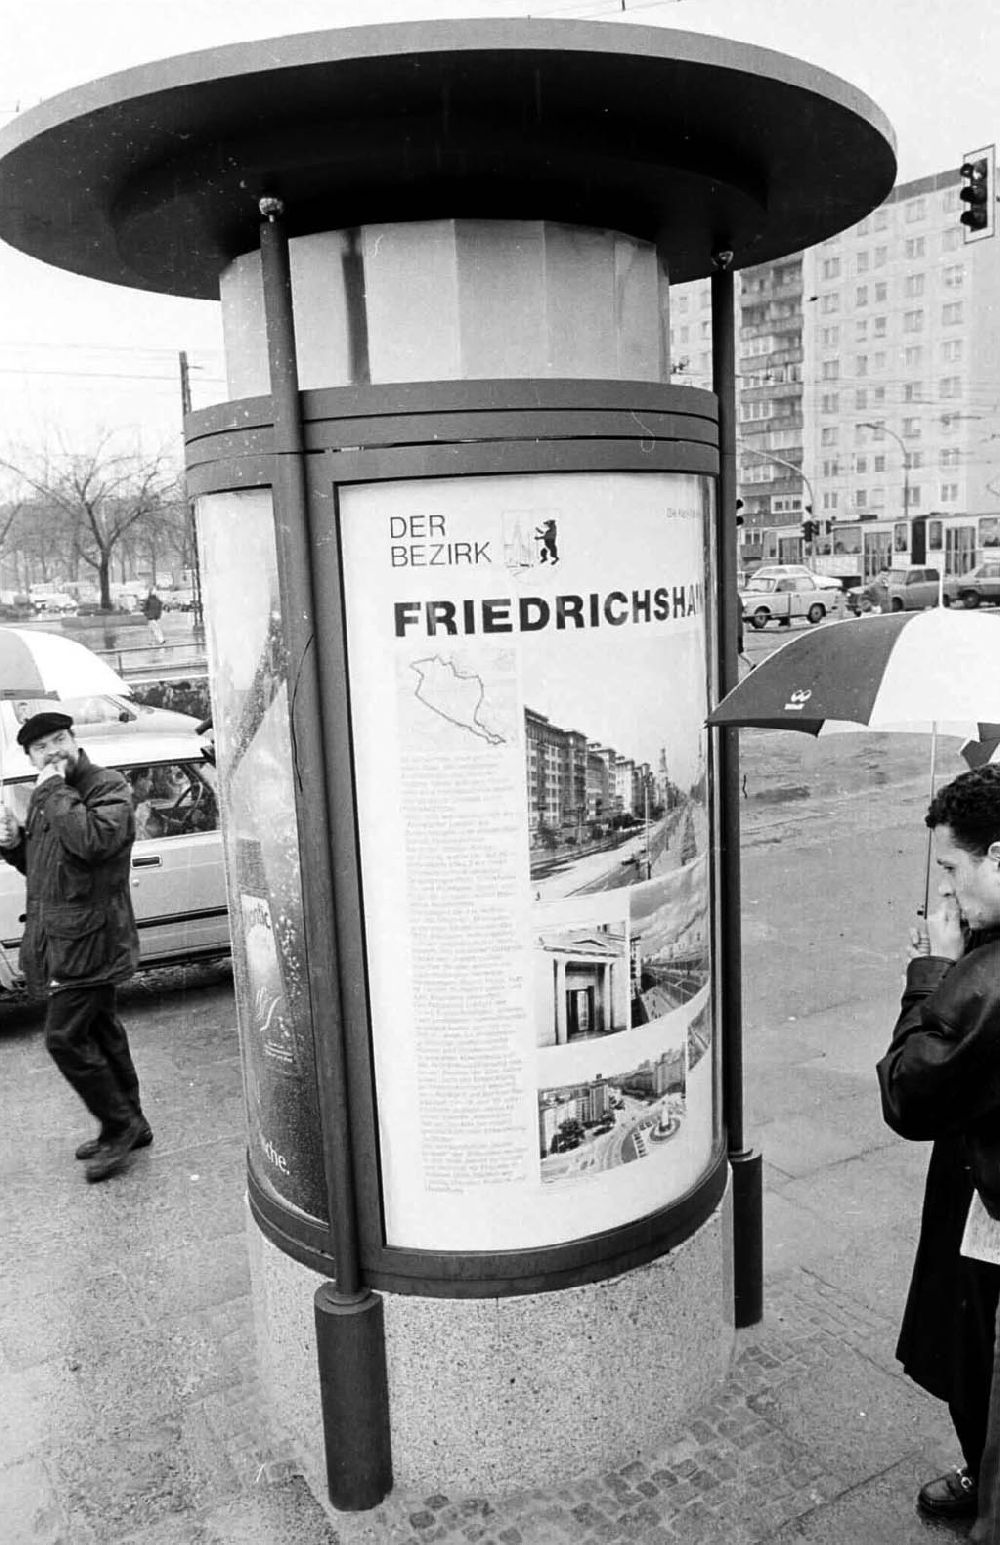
[0,19,896,298]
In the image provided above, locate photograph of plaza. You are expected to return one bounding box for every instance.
[538,1044,687,1188]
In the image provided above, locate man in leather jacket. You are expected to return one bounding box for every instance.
[877,763,1000,1529]
[0,712,151,1182]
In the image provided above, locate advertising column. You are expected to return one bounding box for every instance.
[339,469,717,1254]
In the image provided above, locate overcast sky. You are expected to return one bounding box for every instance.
[0,0,996,456]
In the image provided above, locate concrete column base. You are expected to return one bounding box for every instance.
[247,1179,733,1501]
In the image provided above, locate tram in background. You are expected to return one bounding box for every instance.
[740,511,1000,587]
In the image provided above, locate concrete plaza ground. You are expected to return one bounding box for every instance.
[0,725,980,1544]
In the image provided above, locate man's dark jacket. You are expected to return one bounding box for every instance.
[2,748,140,996]
[877,932,1000,1408]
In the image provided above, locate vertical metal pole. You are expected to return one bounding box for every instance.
[711,254,763,1329]
[257,197,392,1509]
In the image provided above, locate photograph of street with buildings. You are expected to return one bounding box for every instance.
[628,859,710,1028]
[525,629,709,906]
[538,1038,688,1187]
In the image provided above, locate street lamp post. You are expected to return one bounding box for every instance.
[740,446,816,553]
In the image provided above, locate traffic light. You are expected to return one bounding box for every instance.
[959,146,995,242]
[802,519,816,543]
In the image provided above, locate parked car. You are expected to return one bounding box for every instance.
[30,590,77,614]
[748,564,844,593]
[0,730,230,971]
[942,560,1000,609]
[846,566,941,614]
[739,574,843,630]
[0,693,200,752]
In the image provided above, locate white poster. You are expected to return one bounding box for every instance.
[339,470,716,1251]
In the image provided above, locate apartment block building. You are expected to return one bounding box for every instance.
[669,161,1000,573]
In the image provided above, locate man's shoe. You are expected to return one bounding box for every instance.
[83,1117,148,1183]
[917,1465,978,1518]
[76,1116,152,1161]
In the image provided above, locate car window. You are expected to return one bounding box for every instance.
[2,761,219,839]
[747,577,776,593]
[126,761,219,840]
[776,579,795,592]
[11,694,133,730]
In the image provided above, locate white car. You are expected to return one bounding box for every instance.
[740,573,843,629]
[0,693,200,757]
[0,730,230,971]
[748,564,844,592]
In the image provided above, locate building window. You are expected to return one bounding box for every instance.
[856,285,869,307]
[908,486,922,508]
[822,257,841,279]
[855,490,868,509]
[855,456,868,474]
[940,447,960,469]
[904,345,924,367]
[856,217,872,236]
[940,483,959,503]
[943,265,965,289]
[855,388,868,410]
[821,359,840,380]
[855,319,869,342]
[904,273,926,297]
[874,209,889,231]
[874,245,888,266]
[943,301,964,325]
[821,393,840,413]
[874,455,886,473]
[873,316,887,338]
[822,491,840,510]
[872,386,886,405]
[821,294,840,314]
[904,237,926,259]
[903,382,924,403]
[856,251,870,273]
[941,338,963,363]
[905,198,927,222]
[940,377,962,399]
[821,326,840,348]
[942,227,962,252]
[903,310,924,333]
[872,487,886,508]
[874,281,888,302]
[855,355,868,377]
[821,427,839,447]
[902,417,921,438]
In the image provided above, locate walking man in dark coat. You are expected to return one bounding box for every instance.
[0,711,151,1182]
[877,763,1000,1524]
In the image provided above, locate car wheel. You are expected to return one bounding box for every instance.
[807,603,825,625]
[890,597,904,612]
[961,590,981,609]
[750,608,770,630]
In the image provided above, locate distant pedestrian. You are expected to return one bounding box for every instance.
[142,588,165,645]
[876,764,1000,1526]
[0,712,151,1182]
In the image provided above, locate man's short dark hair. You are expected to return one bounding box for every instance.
[926,764,1000,856]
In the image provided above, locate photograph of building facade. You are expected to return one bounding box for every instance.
[670,162,1000,581]
[525,706,658,839]
[534,922,630,1047]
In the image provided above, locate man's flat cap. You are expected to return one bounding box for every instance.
[16,711,74,748]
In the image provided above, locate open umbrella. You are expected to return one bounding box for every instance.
[0,627,128,702]
[0,627,129,788]
[708,608,1000,911]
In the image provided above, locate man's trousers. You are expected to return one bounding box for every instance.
[44,983,141,1138]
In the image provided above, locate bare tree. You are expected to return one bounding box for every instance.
[0,436,182,609]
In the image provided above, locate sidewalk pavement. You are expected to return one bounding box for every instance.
[0,759,976,1545]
